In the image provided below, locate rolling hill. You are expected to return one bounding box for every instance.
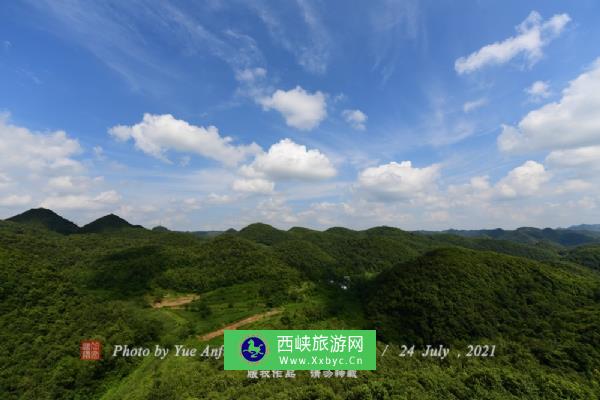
[1,209,600,399]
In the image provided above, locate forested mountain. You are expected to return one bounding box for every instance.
[80,214,143,233]
[6,207,79,234]
[1,210,600,399]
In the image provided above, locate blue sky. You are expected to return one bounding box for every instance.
[1,0,600,230]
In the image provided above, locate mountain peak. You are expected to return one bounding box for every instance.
[6,208,79,234]
[80,214,141,233]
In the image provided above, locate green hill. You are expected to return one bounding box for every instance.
[367,247,600,372]
[237,222,289,245]
[6,208,79,234]
[80,214,142,233]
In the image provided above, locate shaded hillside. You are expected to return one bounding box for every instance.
[367,248,600,372]
[5,208,79,234]
[567,244,600,270]
[80,214,142,233]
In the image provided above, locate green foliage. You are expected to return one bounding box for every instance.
[157,235,300,302]
[2,214,600,399]
[567,244,600,270]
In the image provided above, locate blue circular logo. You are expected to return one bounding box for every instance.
[241,336,266,362]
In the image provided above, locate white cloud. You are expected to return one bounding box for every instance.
[0,113,82,172]
[0,114,122,220]
[256,196,298,224]
[554,179,592,194]
[496,161,550,198]
[40,190,121,211]
[455,11,570,74]
[525,80,551,101]
[109,114,261,166]
[448,161,551,204]
[46,175,103,193]
[0,194,32,207]
[47,176,77,192]
[259,86,327,130]
[235,67,267,82]
[462,98,487,113]
[357,161,441,201]
[498,59,600,153]
[546,145,600,170]
[205,193,234,205]
[232,178,274,194]
[242,138,336,181]
[342,109,368,130]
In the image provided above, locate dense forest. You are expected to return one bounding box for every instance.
[1,208,599,399]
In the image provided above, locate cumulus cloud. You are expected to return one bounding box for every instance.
[259,86,327,130]
[40,190,121,211]
[357,161,441,201]
[46,175,104,194]
[342,109,368,130]
[232,178,275,194]
[109,114,261,166]
[498,59,600,153]
[546,145,600,170]
[242,138,336,181]
[455,11,570,74]
[448,161,551,205]
[525,80,551,101]
[462,98,487,113]
[495,161,550,198]
[0,114,123,218]
[0,113,82,172]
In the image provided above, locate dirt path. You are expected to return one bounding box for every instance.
[197,309,282,341]
[151,294,199,309]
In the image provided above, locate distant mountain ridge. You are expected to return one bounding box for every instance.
[568,224,600,232]
[423,226,600,247]
[4,208,600,247]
